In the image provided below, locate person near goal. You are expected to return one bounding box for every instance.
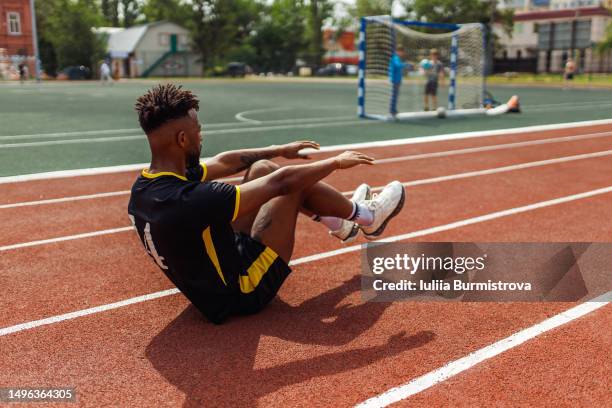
[421,49,444,111]
[128,84,406,324]
[388,46,410,118]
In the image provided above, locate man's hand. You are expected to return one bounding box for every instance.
[279,141,320,159]
[334,151,375,169]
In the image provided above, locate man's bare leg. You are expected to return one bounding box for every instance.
[232,160,356,261]
[233,160,353,231]
[250,193,303,262]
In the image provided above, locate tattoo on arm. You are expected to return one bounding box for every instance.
[236,151,276,172]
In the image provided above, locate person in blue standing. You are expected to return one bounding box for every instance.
[388,47,409,118]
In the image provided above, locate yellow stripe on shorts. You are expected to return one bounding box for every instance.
[239,246,278,294]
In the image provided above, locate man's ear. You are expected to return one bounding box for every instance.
[176,130,187,148]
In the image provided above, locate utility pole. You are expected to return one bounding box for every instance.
[29,0,41,82]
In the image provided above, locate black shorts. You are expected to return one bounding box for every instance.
[565,73,574,80]
[425,80,438,96]
[231,233,292,316]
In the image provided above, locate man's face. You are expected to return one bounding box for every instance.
[184,108,202,168]
[431,52,439,62]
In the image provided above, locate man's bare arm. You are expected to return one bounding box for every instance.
[236,151,374,219]
[203,141,320,180]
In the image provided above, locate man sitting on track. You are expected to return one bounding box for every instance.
[128,84,405,324]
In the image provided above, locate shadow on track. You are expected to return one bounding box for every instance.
[146,275,435,407]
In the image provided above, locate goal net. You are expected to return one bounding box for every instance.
[358,16,486,120]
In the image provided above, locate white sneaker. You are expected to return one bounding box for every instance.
[330,183,372,243]
[361,181,405,239]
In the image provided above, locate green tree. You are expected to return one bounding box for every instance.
[121,0,140,27]
[334,0,393,38]
[189,0,259,73]
[141,0,191,25]
[44,0,107,74]
[350,0,393,17]
[100,0,140,27]
[597,22,612,53]
[35,0,60,76]
[305,0,333,67]
[401,0,513,73]
[101,0,119,26]
[401,0,513,35]
[249,0,307,73]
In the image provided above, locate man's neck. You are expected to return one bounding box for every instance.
[148,156,186,176]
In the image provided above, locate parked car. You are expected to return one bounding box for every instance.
[57,65,91,80]
[346,64,359,75]
[316,63,347,76]
[226,62,251,77]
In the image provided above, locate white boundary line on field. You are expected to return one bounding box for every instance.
[2,142,612,210]
[1,118,611,184]
[0,115,358,141]
[0,185,611,336]
[355,290,612,408]
[234,105,349,124]
[0,119,372,149]
[1,99,608,141]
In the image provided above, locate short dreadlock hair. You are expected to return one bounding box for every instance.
[135,84,200,133]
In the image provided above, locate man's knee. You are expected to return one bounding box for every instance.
[244,159,280,181]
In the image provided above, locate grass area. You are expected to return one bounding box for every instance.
[0,80,611,177]
[488,73,612,87]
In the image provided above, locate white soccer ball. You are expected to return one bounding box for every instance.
[436,106,446,118]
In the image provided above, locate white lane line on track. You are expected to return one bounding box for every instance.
[374,131,612,165]
[355,290,612,408]
[291,186,612,265]
[390,149,612,191]
[0,227,134,252]
[0,185,610,337]
[0,190,131,209]
[0,289,181,337]
[0,150,612,244]
[0,132,612,210]
[0,176,243,209]
[2,118,612,183]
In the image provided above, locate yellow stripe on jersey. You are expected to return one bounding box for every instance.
[202,227,227,286]
[232,186,241,222]
[142,169,187,181]
[239,246,278,294]
[200,162,208,181]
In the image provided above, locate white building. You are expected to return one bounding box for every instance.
[97,21,202,78]
[494,1,612,72]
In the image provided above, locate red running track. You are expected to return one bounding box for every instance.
[0,123,610,407]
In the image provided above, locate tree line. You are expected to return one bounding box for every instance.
[36,0,515,77]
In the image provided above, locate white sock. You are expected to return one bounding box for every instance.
[312,215,344,231]
[348,201,374,226]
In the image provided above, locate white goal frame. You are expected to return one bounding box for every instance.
[358,16,487,120]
